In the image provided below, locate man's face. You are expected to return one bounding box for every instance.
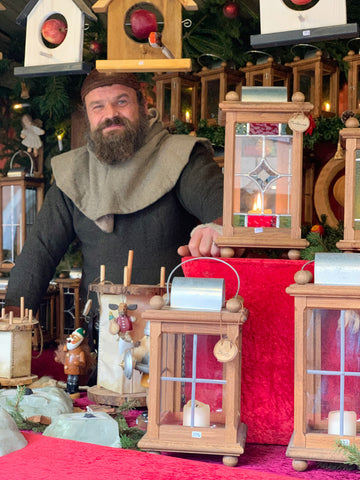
[85,83,148,164]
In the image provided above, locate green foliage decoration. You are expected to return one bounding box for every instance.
[336,440,360,469]
[300,215,344,261]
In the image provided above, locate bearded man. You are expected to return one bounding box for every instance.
[5,69,224,326]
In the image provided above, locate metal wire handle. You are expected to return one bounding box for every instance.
[9,150,33,176]
[165,256,241,305]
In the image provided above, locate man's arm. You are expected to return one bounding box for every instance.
[5,183,76,312]
[176,142,224,257]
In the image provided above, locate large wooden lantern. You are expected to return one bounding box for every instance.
[138,265,248,466]
[286,50,339,118]
[215,90,313,257]
[153,72,200,127]
[0,154,44,270]
[336,117,360,251]
[344,50,360,115]
[197,63,244,124]
[241,56,292,98]
[286,254,360,471]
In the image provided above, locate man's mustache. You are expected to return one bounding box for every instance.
[98,116,127,130]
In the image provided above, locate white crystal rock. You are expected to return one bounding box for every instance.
[0,407,27,456]
[43,411,122,447]
[0,387,73,421]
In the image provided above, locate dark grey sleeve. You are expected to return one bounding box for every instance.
[5,183,76,312]
[176,142,224,223]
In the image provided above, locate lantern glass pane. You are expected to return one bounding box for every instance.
[2,185,22,263]
[180,86,193,124]
[206,79,220,120]
[299,73,312,103]
[233,123,292,228]
[305,308,360,436]
[163,84,171,124]
[159,333,225,428]
[26,187,37,237]
[357,64,360,110]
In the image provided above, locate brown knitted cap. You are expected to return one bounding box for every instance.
[81,69,141,102]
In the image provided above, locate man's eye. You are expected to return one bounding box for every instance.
[118,99,128,107]
[92,105,103,111]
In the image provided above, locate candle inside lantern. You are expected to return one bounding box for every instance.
[57,134,63,152]
[185,110,191,123]
[328,410,357,436]
[183,400,210,427]
[248,193,276,227]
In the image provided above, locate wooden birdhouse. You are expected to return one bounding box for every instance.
[92,0,198,73]
[14,0,97,78]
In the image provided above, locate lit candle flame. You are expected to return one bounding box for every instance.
[248,193,272,214]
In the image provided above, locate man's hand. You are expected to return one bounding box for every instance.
[177,224,221,257]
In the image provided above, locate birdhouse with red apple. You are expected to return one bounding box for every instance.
[14,0,97,78]
[92,0,198,73]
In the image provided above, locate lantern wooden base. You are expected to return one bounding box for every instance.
[216,235,308,250]
[139,421,247,466]
[0,374,38,387]
[286,432,353,470]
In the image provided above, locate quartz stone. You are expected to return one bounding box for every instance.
[0,407,27,456]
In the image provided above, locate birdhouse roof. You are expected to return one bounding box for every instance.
[16,0,97,27]
[92,0,198,13]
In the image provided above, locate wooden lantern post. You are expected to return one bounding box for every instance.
[153,72,200,127]
[215,90,313,258]
[138,283,248,467]
[336,116,360,251]
[343,50,360,115]
[286,50,339,118]
[286,277,360,471]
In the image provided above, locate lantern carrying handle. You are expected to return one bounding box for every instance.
[165,257,241,305]
[9,150,34,176]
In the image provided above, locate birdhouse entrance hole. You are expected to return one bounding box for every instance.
[41,13,68,49]
[124,2,164,43]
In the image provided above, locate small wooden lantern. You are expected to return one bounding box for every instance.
[344,50,360,115]
[241,57,292,98]
[153,72,200,127]
[0,163,44,271]
[138,276,248,466]
[197,62,244,125]
[215,90,313,257]
[0,298,38,386]
[286,276,360,471]
[336,116,360,251]
[286,50,339,118]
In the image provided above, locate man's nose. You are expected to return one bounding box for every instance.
[103,103,121,119]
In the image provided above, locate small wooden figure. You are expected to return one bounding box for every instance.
[20,114,45,157]
[62,327,87,397]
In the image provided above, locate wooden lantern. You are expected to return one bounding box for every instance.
[241,57,291,97]
[138,278,248,467]
[153,72,200,127]
[0,298,38,386]
[286,276,360,471]
[286,50,339,118]
[92,0,197,73]
[336,116,360,251]
[197,62,244,125]
[0,163,44,271]
[343,50,360,115]
[215,90,313,257]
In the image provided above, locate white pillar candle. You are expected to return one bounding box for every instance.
[328,410,357,436]
[183,400,210,428]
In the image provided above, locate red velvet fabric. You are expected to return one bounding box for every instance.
[181,257,314,445]
[0,433,356,480]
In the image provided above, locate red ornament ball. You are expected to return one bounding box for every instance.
[130,9,158,40]
[223,2,240,19]
[310,224,324,236]
[41,18,67,45]
[89,40,102,55]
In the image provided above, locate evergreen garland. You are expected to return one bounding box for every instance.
[300,215,344,261]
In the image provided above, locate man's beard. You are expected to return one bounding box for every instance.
[87,112,149,165]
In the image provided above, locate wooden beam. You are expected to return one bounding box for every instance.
[0,3,5,11]
[92,0,113,13]
[178,0,198,10]
[95,58,192,73]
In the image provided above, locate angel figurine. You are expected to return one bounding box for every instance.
[20,114,45,157]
